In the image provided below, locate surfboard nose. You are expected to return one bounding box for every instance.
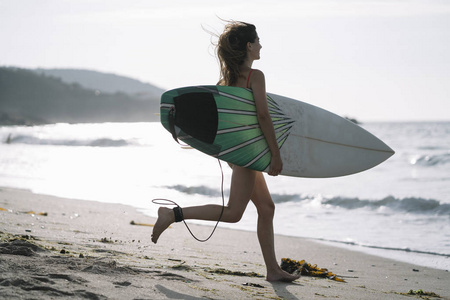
[377,138,395,157]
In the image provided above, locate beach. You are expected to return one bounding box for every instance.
[0,187,448,299]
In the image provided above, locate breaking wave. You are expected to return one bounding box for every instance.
[4,134,131,147]
[321,195,450,216]
[165,184,449,216]
[165,185,223,197]
[410,153,450,167]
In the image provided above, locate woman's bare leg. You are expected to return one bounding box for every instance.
[251,172,300,282]
[151,165,255,243]
[151,167,299,281]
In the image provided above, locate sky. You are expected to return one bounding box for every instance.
[1,0,449,122]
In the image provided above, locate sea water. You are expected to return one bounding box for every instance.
[0,121,449,270]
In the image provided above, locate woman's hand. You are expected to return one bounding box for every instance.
[268,152,283,176]
[250,69,282,176]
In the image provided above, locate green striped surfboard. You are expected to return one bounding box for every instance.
[160,85,394,178]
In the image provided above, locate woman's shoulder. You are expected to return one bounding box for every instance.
[251,68,264,76]
[250,69,265,81]
[249,69,265,88]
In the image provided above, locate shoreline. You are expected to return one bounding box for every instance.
[303,237,450,272]
[1,187,448,299]
[7,184,448,272]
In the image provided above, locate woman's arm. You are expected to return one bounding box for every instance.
[249,69,282,176]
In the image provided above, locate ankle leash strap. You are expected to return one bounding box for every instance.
[173,206,184,223]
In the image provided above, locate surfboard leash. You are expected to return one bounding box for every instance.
[152,159,225,242]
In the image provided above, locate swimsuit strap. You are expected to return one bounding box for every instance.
[246,69,253,88]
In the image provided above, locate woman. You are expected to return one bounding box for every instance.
[152,21,299,282]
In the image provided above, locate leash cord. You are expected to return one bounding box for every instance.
[152,159,225,242]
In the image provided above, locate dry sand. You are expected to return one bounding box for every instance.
[0,187,448,299]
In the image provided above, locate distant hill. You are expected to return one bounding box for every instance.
[35,68,164,98]
[0,67,161,125]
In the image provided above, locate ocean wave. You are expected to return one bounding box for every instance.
[410,153,450,166]
[322,196,450,215]
[163,185,449,216]
[165,184,306,203]
[4,134,130,147]
[165,185,223,197]
[418,146,447,151]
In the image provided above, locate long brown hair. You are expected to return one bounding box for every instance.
[216,21,258,86]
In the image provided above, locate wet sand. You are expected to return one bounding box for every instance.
[0,187,448,299]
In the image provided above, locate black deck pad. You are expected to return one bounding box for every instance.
[173,92,218,144]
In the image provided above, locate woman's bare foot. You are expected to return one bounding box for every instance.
[151,207,174,243]
[266,268,300,282]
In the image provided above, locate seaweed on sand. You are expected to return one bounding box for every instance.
[280,258,346,282]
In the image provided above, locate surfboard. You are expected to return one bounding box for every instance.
[160,85,394,178]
